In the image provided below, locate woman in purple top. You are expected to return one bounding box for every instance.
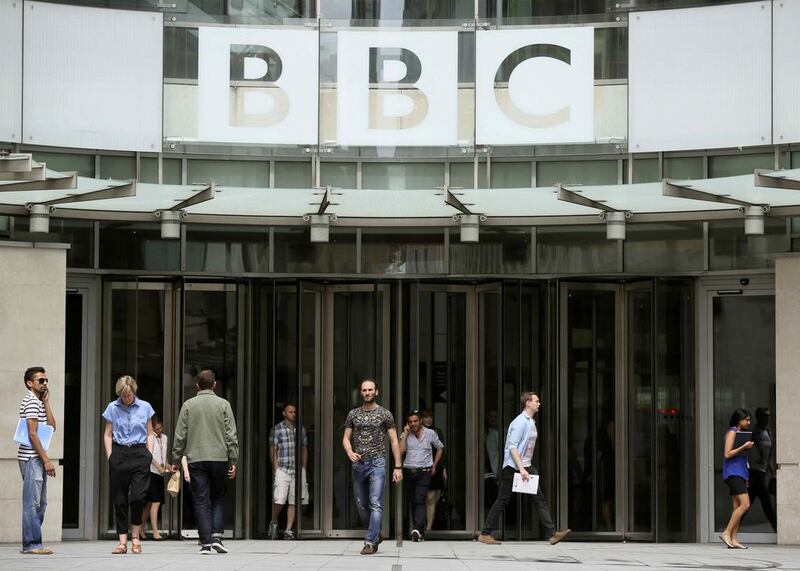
[719,408,754,549]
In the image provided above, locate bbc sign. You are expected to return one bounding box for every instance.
[197,27,594,147]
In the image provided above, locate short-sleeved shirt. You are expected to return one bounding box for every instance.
[18,390,47,462]
[403,427,444,468]
[344,405,395,461]
[270,421,308,475]
[102,397,155,445]
[150,434,169,474]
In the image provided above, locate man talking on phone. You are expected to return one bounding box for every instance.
[18,366,56,555]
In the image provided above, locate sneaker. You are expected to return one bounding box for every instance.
[360,543,378,555]
[198,545,215,555]
[548,529,571,545]
[284,529,296,540]
[21,548,53,555]
[478,533,501,545]
[268,520,279,540]
[411,529,421,542]
[211,538,228,554]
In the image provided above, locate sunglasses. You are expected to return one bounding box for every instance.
[35,377,49,384]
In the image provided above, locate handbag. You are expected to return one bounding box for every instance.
[167,470,181,497]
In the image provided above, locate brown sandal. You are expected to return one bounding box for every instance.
[131,540,142,554]
[111,543,127,554]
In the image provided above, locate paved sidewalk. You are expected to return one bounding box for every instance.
[0,539,797,570]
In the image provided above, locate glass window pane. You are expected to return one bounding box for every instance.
[32,152,94,178]
[141,158,183,184]
[186,224,268,273]
[320,163,356,188]
[274,161,312,188]
[709,218,786,270]
[792,151,800,169]
[632,158,659,183]
[164,27,198,80]
[450,162,487,189]
[537,225,617,274]
[449,227,531,273]
[362,163,444,190]
[537,160,618,187]
[664,157,703,180]
[491,162,531,188]
[99,222,180,270]
[708,153,774,178]
[187,159,268,187]
[99,156,135,180]
[273,227,356,273]
[13,217,94,268]
[361,228,445,274]
[624,223,704,272]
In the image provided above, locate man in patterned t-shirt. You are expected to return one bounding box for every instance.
[342,378,403,555]
[18,366,57,555]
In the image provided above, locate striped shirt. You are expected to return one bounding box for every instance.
[18,390,47,462]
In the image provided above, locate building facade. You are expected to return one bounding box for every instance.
[0,0,797,545]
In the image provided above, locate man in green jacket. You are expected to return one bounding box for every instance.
[173,369,239,555]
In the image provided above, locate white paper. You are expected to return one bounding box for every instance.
[512,472,539,495]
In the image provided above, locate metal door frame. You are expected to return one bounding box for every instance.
[320,283,392,538]
[697,275,776,544]
[558,282,626,540]
[408,283,482,538]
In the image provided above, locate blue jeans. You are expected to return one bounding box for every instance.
[352,457,386,545]
[188,461,228,545]
[19,458,47,552]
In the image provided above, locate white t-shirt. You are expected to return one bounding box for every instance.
[150,433,168,474]
[520,418,538,468]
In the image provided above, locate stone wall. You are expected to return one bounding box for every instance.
[0,242,66,545]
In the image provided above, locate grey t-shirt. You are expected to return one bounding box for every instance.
[345,405,395,461]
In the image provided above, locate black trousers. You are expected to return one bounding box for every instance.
[404,469,432,534]
[189,461,228,545]
[748,470,777,532]
[109,444,152,534]
[482,466,555,539]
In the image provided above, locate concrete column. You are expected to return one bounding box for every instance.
[775,254,800,545]
[0,242,66,546]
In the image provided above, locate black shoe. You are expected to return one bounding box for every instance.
[411,529,421,542]
[211,538,228,554]
[360,543,378,555]
[198,545,215,555]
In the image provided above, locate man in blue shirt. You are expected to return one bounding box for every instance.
[399,410,444,541]
[478,392,570,546]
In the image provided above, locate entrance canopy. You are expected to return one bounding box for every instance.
[2,154,800,239]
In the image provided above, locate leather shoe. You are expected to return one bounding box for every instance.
[477,533,501,545]
[548,529,571,545]
[360,543,378,555]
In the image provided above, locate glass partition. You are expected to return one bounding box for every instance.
[361,228,446,274]
[186,224,269,273]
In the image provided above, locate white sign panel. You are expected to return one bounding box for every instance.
[336,30,458,147]
[475,28,594,146]
[629,2,771,153]
[773,1,800,145]
[0,0,22,143]
[198,27,318,145]
[23,2,162,152]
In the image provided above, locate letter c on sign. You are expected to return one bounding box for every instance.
[229,44,289,128]
[494,44,571,128]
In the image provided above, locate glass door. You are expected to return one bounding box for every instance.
[559,283,622,539]
[705,285,777,543]
[408,284,479,538]
[322,284,392,538]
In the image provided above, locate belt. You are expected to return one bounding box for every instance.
[113,442,146,448]
[403,466,432,474]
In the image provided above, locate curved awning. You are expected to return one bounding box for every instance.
[2,154,800,230]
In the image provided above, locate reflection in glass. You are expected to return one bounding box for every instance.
[624,223,703,273]
[99,222,180,271]
[537,226,617,274]
[62,293,83,529]
[537,160,618,187]
[362,229,445,274]
[566,289,616,532]
[273,228,356,273]
[362,163,445,190]
[13,217,95,269]
[713,295,776,534]
[449,227,531,274]
[186,224,268,273]
[709,218,786,270]
[187,159,269,187]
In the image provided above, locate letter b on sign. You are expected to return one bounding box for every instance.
[229,44,289,128]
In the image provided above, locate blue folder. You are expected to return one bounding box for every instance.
[13,418,54,451]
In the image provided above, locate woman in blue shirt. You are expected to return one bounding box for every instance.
[719,408,754,549]
[102,375,155,555]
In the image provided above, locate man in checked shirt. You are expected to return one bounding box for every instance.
[269,403,307,539]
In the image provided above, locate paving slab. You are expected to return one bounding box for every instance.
[0,540,798,570]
